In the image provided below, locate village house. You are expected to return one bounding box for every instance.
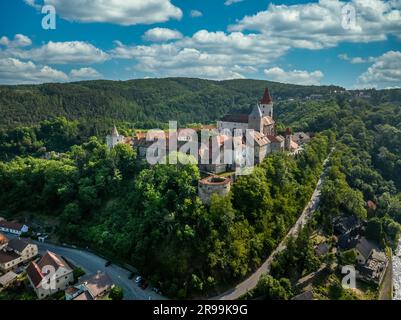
[0,235,38,272]
[0,219,29,236]
[0,271,18,288]
[65,271,115,301]
[355,237,379,265]
[27,251,74,299]
[358,250,388,285]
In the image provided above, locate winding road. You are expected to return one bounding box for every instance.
[212,149,334,300]
[7,235,165,300]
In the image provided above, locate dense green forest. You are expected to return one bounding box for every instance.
[0,128,330,298]
[0,78,400,299]
[0,78,345,131]
[246,93,401,300]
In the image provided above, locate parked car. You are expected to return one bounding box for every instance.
[141,281,149,290]
[129,272,136,280]
[105,261,112,267]
[152,287,161,294]
[135,276,143,284]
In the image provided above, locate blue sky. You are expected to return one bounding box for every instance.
[0,0,400,89]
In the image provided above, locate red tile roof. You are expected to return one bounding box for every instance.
[26,262,44,287]
[26,251,72,288]
[0,250,20,264]
[260,88,273,105]
[0,220,24,231]
[37,251,71,271]
[80,272,114,299]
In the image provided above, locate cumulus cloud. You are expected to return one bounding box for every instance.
[70,67,103,80]
[357,51,401,88]
[3,41,109,64]
[224,0,244,6]
[0,34,32,48]
[112,30,288,80]
[338,53,375,63]
[143,28,183,42]
[0,58,68,84]
[229,0,401,49]
[264,67,324,85]
[190,10,203,18]
[25,0,182,25]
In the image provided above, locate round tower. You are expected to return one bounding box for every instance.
[198,176,231,205]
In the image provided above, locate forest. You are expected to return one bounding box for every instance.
[0,79,400,299]
[0,78,345,131]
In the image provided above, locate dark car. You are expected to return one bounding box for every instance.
[105,261,112,267]
[129,272,136,280]
[141,281,149,290]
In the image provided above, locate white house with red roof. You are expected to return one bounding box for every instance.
[0,219,29,236]
[26,251,74,299]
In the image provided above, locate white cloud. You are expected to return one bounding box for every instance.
[224,0,244,6]
[264,67,324,85]
[0,34,32,48]
[112,30,288,80]
[143,28,183,42]
[3,41,109,64]
[70,67,103,80]
[338,53,375,63]
[190,10,203,18]
[25,0,182,25]
[0,58,68,84]
[357,50,401,88]
[230,0,401,50]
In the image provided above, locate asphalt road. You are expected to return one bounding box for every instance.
[212,149,334,300]
[8,235,165,300]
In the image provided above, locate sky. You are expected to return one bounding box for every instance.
[0,0,400,89]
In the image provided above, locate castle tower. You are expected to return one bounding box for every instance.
[284,128,292,151]
[259,88,274,118]
[248,104,263,133]
[106,125,125,149]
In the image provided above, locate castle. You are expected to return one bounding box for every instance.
[106,88,307,204]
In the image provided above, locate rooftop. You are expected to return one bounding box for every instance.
[220,114,249,124]
[199,176,231,186]
[7,238,31,253]
[260,88,273,105]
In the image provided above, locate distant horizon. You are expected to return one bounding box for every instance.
[0,76,397,91]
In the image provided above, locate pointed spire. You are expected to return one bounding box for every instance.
[250,104,262,117]
[111,125,119,136]
[260,88,272,105]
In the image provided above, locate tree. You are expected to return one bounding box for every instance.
[254,275,292,300]
[366,218,383,243]
[109,286,124,300]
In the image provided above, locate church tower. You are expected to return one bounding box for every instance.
[258,88,274,118]
[248,105,263,133]
[106,125,125,149]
